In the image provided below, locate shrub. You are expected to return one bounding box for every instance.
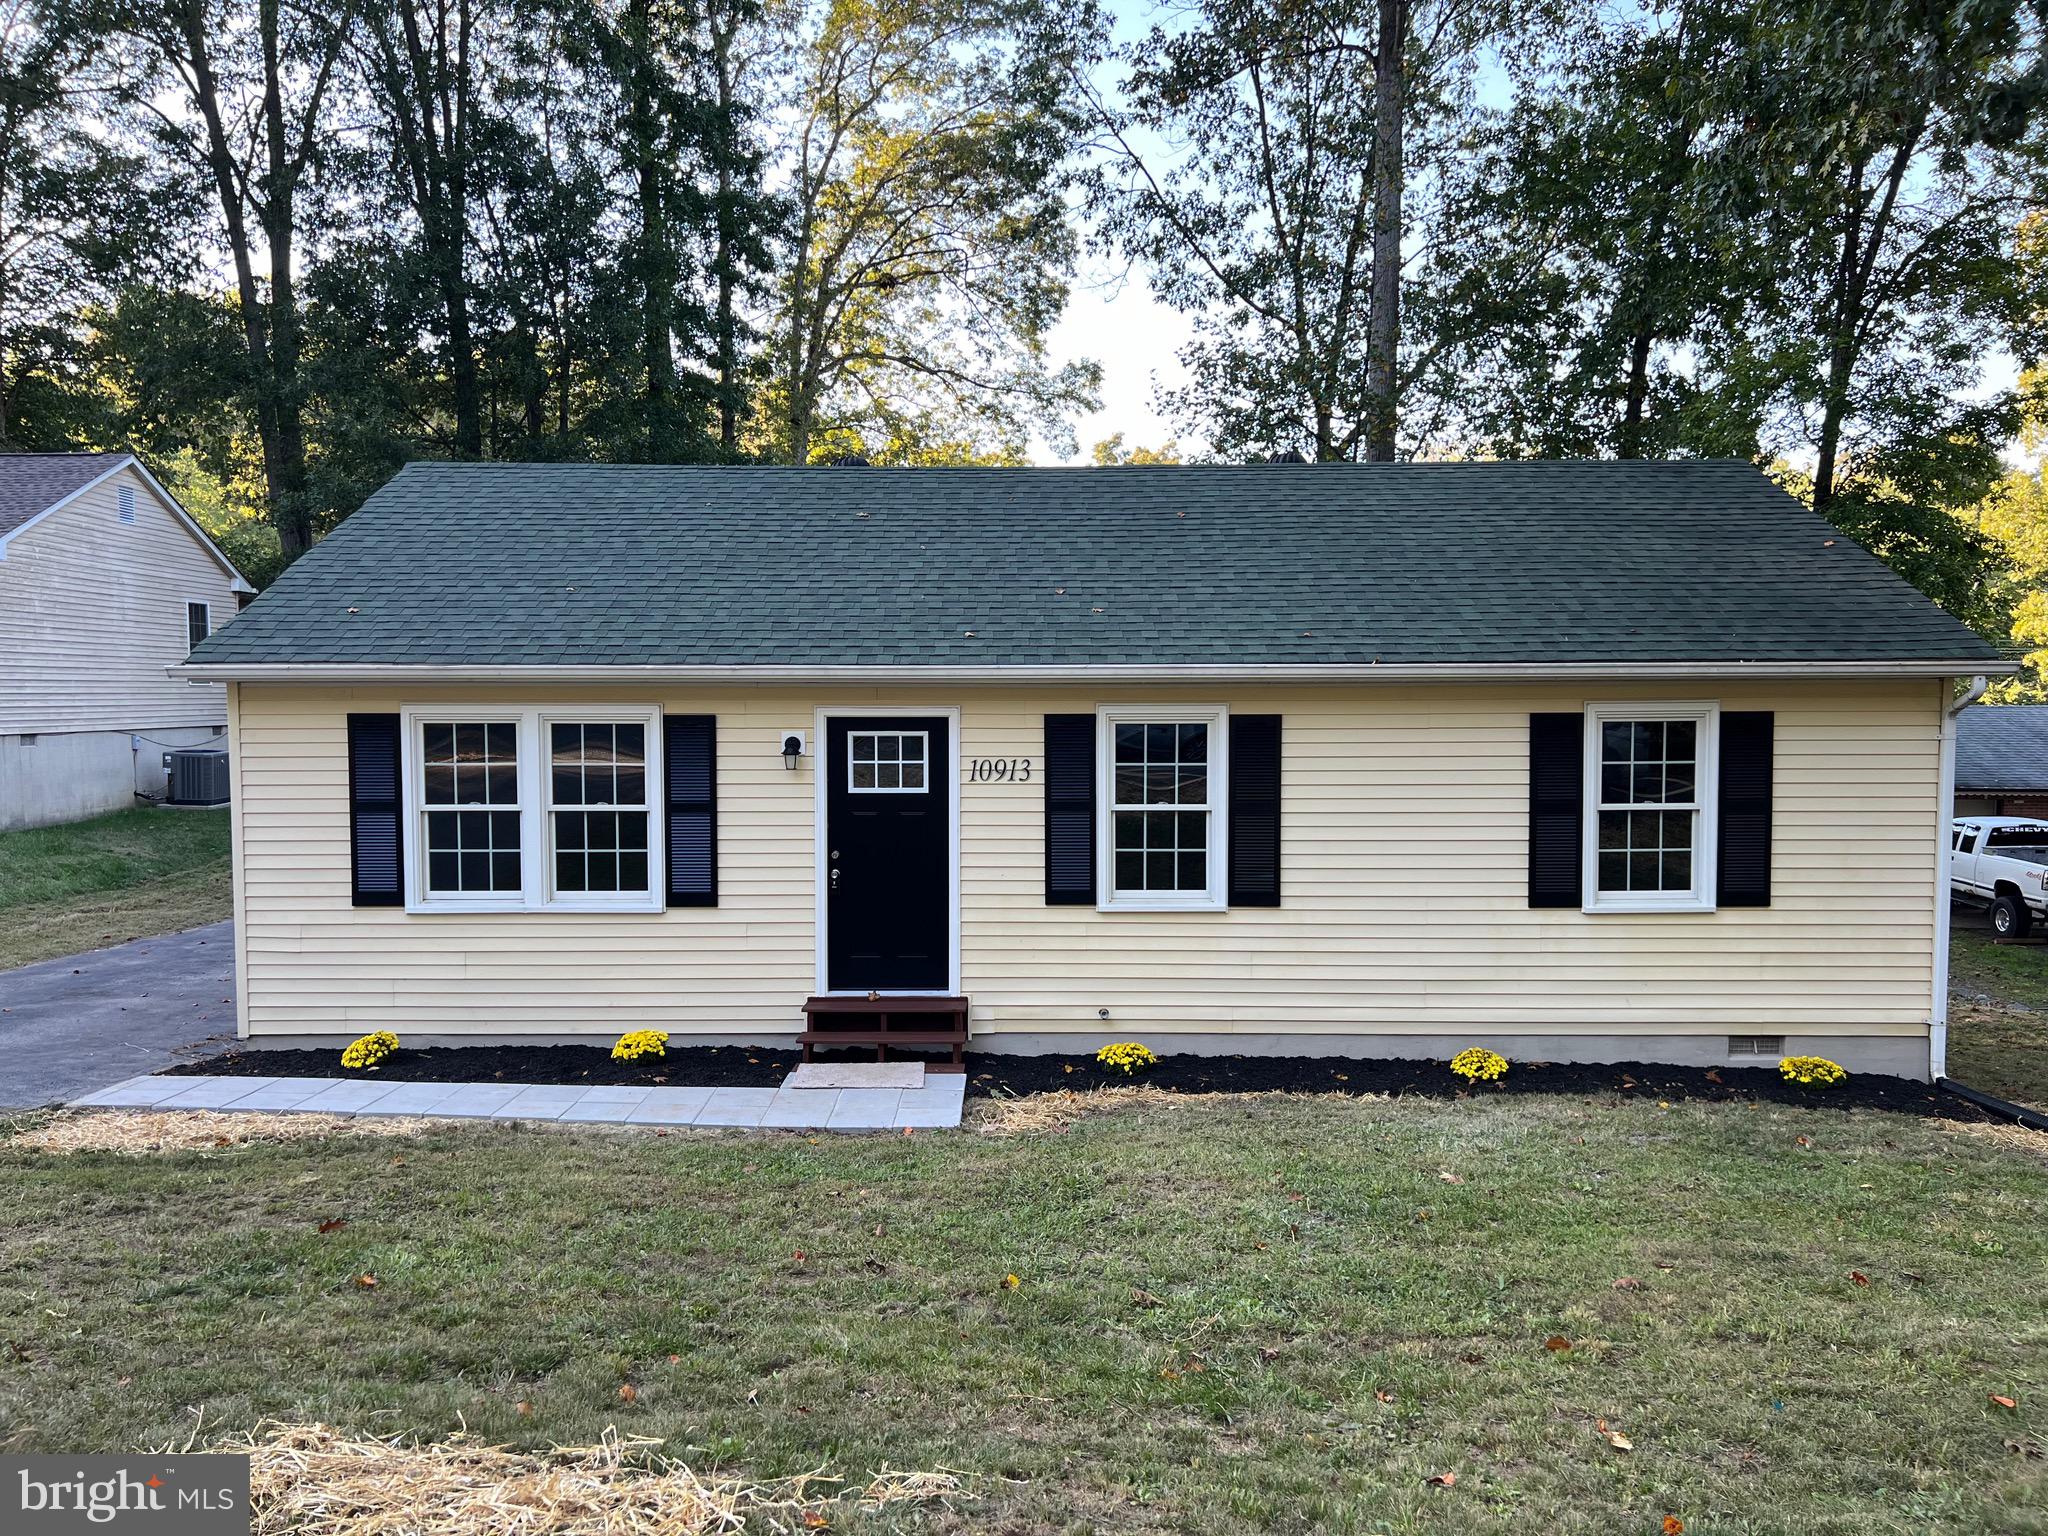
[612,1029,670,1063]
[340,1031,400,1071]
[1096,1041,1158,1076]
[1450,1047,1508,1084]
[1779,1054,1847,1087]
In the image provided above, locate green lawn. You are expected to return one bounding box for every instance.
[1948,918,2048,1111]
[0,807,231,969]
[2,1096,2044,1533]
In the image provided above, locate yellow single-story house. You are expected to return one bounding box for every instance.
[178,460,2009,1079]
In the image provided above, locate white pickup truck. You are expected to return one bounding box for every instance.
[1950,817,2048,938]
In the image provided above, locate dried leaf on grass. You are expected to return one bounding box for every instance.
[13,1109,428,1156]
[210,1422,971,1536]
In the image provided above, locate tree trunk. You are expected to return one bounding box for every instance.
[257,0,313,560]
[787,367,812,465]
[711,5,741,455]
[1813,334,1853,511]
[1617,208,1668,459]
[173,0,335,564]
[1617,195,1673,459]
[384,1,481,457]
[514,318,545,439]
[1362,0,1407,463]
[629,0,674,459]
[1812,172,1865,512]
[443,0,480,456]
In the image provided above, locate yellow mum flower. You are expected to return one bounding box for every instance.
[341,1031,400,1070]
[1449,1047,1508,1083]
[1096,1041,1158,1076]
[1778,1055,1846,1087]
[612,1029,670,1063]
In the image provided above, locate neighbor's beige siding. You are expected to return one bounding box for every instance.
[229,678,1943,1044]
[0,463,239,734]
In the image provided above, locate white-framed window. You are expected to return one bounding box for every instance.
[186,600,211,652]
[1582,702,1718,913]
[848,729,928,792]
[401,705,663,913]
[1097,705,1228,911]
[546,720,652,900]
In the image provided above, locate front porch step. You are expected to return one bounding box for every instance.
[799,994,969,1070]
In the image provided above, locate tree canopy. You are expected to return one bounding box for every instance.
[6,0,2048,684]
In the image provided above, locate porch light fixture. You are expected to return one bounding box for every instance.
[781,733,805,770]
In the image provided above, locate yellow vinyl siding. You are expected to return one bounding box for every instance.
[0,464,239,734]
[228,678,1941,1042]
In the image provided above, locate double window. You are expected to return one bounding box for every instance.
[1097,706,1227,911]
[402,707,661,912]
[1583,703,1717,913]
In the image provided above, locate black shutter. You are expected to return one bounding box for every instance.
[665,715,717,906]
[1044,714,1096,904]
[347,713,403,907]
[1717,711,1774,907]
[1529,712,1584,908]
[1228,714,1282,906]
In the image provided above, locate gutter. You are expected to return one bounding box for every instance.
[1930,674,1991,1080]
[169,658,2022,685]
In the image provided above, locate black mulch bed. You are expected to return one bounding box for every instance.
[163,1042,1994,1121]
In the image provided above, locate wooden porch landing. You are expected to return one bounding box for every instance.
[799,995,968,1071]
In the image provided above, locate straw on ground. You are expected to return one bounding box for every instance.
[10,1108,430,1155]
[216,1422,968,1536]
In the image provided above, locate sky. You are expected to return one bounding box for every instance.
[1041,259,1195,462]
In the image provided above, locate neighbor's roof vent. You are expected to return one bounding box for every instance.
[1264,449,1308,464]
[830,453,870,467]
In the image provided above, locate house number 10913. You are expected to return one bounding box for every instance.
[967,758,1033,783]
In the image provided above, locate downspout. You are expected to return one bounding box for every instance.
[1930,674,1989,1079]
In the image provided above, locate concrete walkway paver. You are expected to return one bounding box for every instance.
[69,1068,967,1130]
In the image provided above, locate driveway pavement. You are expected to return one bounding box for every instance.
[0,922,236,1109]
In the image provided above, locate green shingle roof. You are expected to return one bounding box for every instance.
[188,460,2002,669]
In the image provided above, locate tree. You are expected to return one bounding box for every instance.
[1746,0,2048,512]
[1973,465,2048,698]
[1089,432,1180,463]
[0,2,180,446]
[1086,0,1555,462]
[1456,0,1782,459]
[701,0,774,453]
[84,0,358,564]
[357,0,488,458]
[766,0,1100,465]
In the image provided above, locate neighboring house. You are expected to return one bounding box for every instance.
[181,460,2007,1079]
[1954,704,2048,818]
[0,453,254,830]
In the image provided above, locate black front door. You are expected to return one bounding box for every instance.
[825,716,951,991]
